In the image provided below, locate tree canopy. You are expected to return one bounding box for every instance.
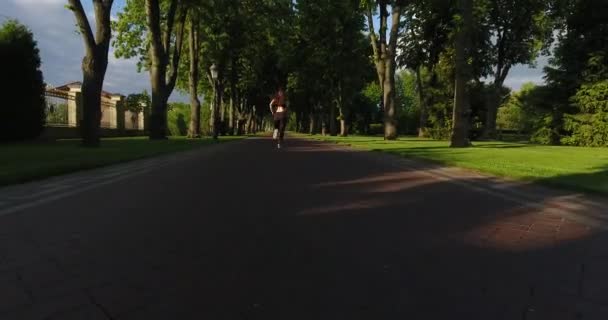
[7,0,600,147]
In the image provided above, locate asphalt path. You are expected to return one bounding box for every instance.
[1,137,607,319]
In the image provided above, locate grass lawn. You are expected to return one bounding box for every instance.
[305,135,608,194]
[1,136,244,187]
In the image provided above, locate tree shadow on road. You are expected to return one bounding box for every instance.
[5,137,606,320]
[250,138,608,320]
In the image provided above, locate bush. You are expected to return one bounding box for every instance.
[167,101,210,136]
[167,103,189,136]
[0,20,45,142]
[497,103,528,132]
[396,70,420,135]
[530,127,555,145]
[562,81,608,146]
[426,117,452,140]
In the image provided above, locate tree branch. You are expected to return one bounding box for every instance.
[494,30,506,85]
[497,65,511,86]
[68,0,96,53]
[365,6,380,61]
[163,0,179,53]
[146,0,165,65]
[167,7,187,91]
[388,1,403,53]
[206,67,214,86]
[379,1,388,51]
[93,0,113,47]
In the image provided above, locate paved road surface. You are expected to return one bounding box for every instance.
[1,137,608,319]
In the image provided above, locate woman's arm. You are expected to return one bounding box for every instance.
[269,98,275,114]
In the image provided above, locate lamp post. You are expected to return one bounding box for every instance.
[210,64,219,140]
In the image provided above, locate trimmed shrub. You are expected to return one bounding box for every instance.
[0,20,45,141]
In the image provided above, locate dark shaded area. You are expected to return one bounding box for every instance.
[536,165,608,196]
[0,20,45,142]
[0,138,607,319]
[175,114,188,136]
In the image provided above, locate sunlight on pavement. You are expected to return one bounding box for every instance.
[296,199,389,216]
[313,172,439,193]
[462,205,595,252]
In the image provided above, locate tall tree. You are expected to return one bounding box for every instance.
[362,0,406,140]
[480,0,553,139]
[186,10,202,138]
[397,0,454,137]
[290,0,369,136]
[67,0,114,147]
[113,0,187,139]
[450,0,473,147]
[542,0,608,145]
[146,0,187,139]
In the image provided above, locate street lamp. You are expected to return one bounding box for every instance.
[210,64,219,140]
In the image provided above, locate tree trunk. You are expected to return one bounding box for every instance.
[245,108,254,134]
[236,98,245,135]
[450,0,473,148]
[382,2,402,140]
[187,92,201,138]
[220,100,225,123]
[309,112,315,135]
[383,62,398,140]
[321,114,327,136]
[149,62,169,139]
[187,19,201,138]
[68,0,112,147]
[146,0,169,139]
[481,86,500,139]
[80,58,104,147]
[212,83,221,139]
[329,104,337,136]
[218,83,225,136]
[219,84,225,128]
[340,119,348,136]
[229,93,236,135]
[145,0,184,140]
[416,66,429,138]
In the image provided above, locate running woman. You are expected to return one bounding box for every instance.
[269,87,288,148]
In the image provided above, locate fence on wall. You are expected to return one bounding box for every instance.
[44,89,74,127]
[42,86,146,140]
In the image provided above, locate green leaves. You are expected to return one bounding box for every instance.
[111,0,149,70]
[124,90,151,113]
[574,81,608,114]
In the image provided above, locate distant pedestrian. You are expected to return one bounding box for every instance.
[269,87,288,149]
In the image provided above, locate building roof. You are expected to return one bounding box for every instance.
[53,81,122,98]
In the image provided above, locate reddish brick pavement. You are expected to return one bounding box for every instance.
[0,137,607,319]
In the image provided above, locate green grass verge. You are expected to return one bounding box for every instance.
[303,134,608,194]
[1,136,244,187]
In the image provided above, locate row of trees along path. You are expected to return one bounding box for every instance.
[65,0,606,148]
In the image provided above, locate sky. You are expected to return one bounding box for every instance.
[1,0,189,102]
[1,0,547,101]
